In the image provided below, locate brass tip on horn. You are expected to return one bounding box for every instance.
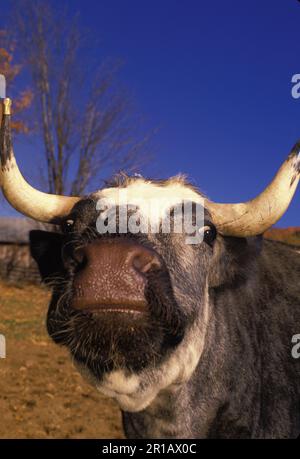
[0,95,80,222]
[2,98,12,116]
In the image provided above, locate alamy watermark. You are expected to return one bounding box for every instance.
[0,334,5,359]
[291,334,300,359]
[290,75,300,356]
[291,74,300,99]
[95,191,205,245]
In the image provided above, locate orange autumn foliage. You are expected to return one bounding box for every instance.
[264,227,300,246]
[0,30,33,133]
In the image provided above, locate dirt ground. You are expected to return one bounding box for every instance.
[0,281,123,439]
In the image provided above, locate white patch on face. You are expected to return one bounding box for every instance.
[93,180,204,230]
[75,283,211,412]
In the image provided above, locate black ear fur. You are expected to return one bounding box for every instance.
[29,230,64,283]
[208,235,263,288]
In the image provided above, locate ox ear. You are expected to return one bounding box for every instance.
[29,230,64,283]
[208,235,263,288]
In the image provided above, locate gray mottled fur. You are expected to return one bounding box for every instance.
[123,239,300,438]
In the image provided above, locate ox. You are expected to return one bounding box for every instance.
[1,96,300,438]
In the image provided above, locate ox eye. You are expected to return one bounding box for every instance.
[200,224,217,246]
[62,219,75,233]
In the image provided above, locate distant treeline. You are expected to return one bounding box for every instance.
[264,227,300,246]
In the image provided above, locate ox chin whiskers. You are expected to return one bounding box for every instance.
[45,276,70,291]
[54,290,72,316]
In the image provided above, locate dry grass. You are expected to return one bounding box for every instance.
[0,281,123,439]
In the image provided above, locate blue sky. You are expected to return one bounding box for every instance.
[1,0,300,227]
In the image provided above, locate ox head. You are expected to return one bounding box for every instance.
[1,98,300,410]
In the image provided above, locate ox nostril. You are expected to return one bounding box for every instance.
[131,250,161,274]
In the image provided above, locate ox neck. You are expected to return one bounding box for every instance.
[121,383,195,439]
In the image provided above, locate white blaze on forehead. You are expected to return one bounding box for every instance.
[94,179,204,224]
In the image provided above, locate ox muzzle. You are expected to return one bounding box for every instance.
[71,239,161,314]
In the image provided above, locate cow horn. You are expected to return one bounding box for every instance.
[206,142,300,237]
[0,98,80,223]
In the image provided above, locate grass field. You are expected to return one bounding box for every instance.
[0,281,123,439]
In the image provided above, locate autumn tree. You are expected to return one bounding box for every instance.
[0,30,32,133]
[11,1,152,196]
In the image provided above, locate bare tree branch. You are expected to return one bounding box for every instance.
[11,0,153,196]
